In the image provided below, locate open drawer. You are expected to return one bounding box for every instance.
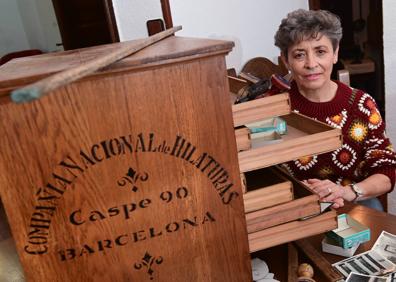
[245,166,323,233]
[244,166,338,252]
[238,112,342,172]
[248,209,337,252]
[243,167,293,213]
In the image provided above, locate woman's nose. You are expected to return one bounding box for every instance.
[304,54,318,69]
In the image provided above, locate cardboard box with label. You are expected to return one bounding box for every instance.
[327,214,370,249]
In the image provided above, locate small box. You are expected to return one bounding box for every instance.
[322,236,360,257]
[246,117,287,135]
[326,214,370,248]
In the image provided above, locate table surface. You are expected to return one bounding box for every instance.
[308,203,396,264]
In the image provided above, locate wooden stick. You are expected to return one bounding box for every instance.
[11,26,182,103]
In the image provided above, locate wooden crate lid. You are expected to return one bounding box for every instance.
[0,36,234,92]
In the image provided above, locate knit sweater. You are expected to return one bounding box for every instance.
[283,80,396,189]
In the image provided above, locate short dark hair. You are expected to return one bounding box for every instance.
[274,9,343,56]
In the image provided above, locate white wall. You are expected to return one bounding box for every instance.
[0,0,62,57]
[113,0,164,41]
[383,0,396,215]
[169,0,308,71]
[17,0,47,52]
[0,0,30,56]
[33,0,63,52]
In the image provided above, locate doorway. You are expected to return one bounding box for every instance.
[309,0,385,117]
[51,0,119,50]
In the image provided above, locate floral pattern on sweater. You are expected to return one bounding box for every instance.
[284,81,396,188]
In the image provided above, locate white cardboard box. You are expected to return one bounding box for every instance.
[327,213,370,248]
[322,236,360,257]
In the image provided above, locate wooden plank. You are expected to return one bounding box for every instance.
[232,93,291,127]
[238,72,260,84]
[11,26,183,103]
[235,127,251,152]
[248,210,337,252]
[243,182,293,213]
[243,166,294,206]
[246,195,320,233]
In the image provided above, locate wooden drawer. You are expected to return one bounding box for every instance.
[238,112,342,172]
[243,167,293,213]
[244,167,338,252]
[245,167,321,233]
[249,209,337,252]
[232,93,291,127]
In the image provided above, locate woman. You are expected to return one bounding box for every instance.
[274,9,396,210]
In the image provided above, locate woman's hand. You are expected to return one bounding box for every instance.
[302,178,348,208]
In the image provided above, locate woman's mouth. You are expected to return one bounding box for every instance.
[304,73,321,80]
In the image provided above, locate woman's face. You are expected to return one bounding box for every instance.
[283,34,339,92]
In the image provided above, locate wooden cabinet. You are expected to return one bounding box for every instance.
[232,93,341,252]
[0,36,252,281]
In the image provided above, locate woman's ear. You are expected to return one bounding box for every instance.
[333,46,339,64]
[280,53,289,70]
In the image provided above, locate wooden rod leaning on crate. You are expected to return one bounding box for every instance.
[11,26,182,103]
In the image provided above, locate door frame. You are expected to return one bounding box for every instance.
[103,0,120,42]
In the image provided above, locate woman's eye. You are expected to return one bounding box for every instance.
[294,53,305,59]
[317,49,327,56]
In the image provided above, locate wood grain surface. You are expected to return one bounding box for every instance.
[0,38,250,281]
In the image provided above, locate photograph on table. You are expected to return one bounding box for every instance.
[345,272,388,282]
[373,231,396,264]
[333,250,395,278]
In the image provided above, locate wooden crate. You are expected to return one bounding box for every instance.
[0,36,251,282]
[238,112,342,172]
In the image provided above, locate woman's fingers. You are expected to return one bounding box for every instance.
[303,179,348,208]
[310,182,336,198]
[331,197,345,209]
[304,179,346,202]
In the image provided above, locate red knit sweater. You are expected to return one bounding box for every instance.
[283,81,396,189]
